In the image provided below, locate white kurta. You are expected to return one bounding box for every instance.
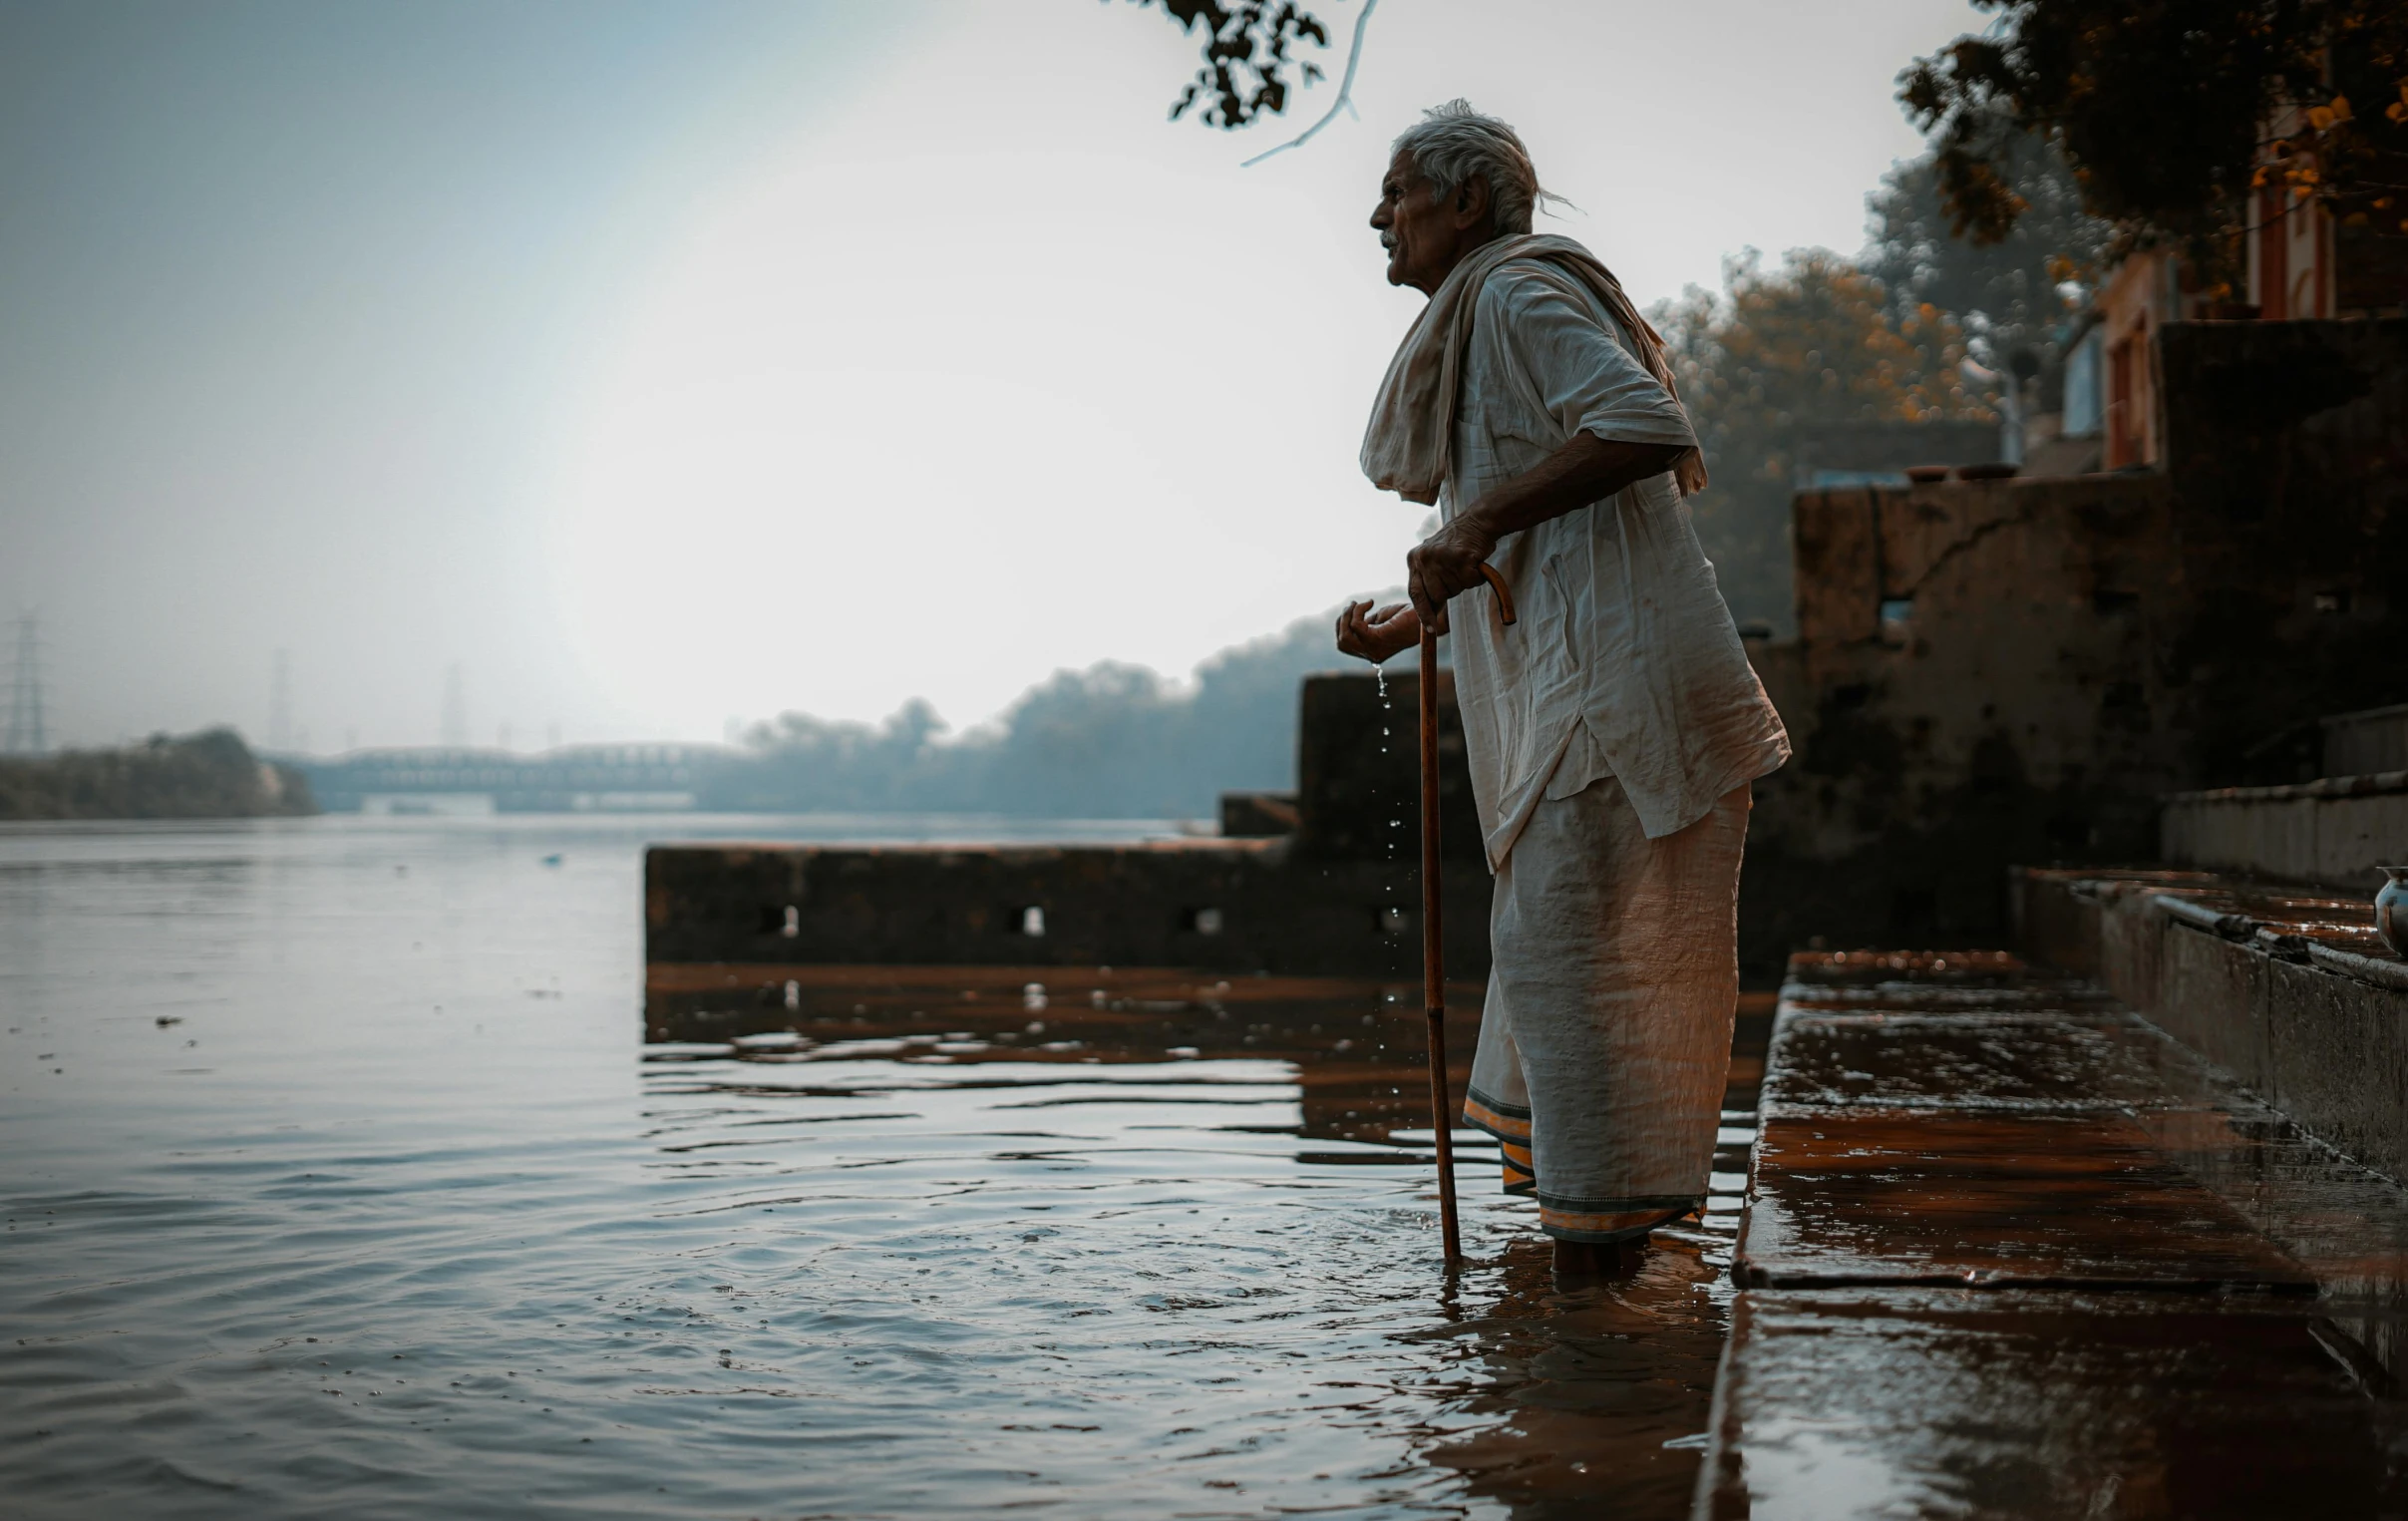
[1436,257,1788,1243]
[1438,259,1788,868]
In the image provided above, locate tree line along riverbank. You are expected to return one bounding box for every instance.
[0,728,317,820]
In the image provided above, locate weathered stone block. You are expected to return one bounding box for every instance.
[2153,913,2276,1096]
[1293,670,1483,862]
[2016,867,2408,1183]
[646,838,1493,977]
[644,665,1504,977]
[2161,773,2408,888]
[2263,954,2408,1181]
[2326,702,2408,777]
[2323,788,2408,885]
[1749,318,2408,966]
[1739,1104,2309,1292]
[1788,489,1880,666]
[1696,1290,2387,1521]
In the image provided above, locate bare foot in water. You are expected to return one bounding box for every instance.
[1552,1236,1647,1279]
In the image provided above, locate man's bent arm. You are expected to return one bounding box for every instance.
[1464,433,1684,542]
[1408,433,1686,631]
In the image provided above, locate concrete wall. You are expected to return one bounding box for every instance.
[1742,474,2180,973]
[1294,670,1485,863]
[644,839,1493,980]
[643,669,1500,981]
[1737,318,2408,976]
[2161,773,2408,887]
[2326,704,2408,777]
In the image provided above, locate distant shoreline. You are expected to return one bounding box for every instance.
[0,728,318,820]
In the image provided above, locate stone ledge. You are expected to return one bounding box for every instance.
[2015,867,2408,1183]
[1695,1290,2393,1520]
[640,668,1499,979]
[1701,949,2408,1518]
[645,840,1492,978]
[2166,769,2408,804]
[2160,772,2408,885]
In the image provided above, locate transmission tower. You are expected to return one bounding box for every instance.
[5,614,46,755]
[441,663,468,748]
[268,648,292,751]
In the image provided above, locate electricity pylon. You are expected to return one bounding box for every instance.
[5,614,46,755]
[269,648,292,751]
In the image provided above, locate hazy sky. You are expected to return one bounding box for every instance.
[2,0,1981,752]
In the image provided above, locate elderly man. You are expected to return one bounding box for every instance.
[1335,102,1789,1276]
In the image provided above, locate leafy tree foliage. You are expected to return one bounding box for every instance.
[0,728,316,820]
[1865,136,2110,370]
[1899,0,2408,272]
[1667,149,2103,631]
[1116,1,1334,128]
[1653,251,1991,631]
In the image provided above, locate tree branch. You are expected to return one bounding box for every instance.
[1240,0,1377,167]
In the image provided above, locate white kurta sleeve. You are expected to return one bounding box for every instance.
[1485,263,1698,450]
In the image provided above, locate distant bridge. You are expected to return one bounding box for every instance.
[292,744,736,813]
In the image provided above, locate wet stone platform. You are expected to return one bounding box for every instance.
[1701,951,2408,1518]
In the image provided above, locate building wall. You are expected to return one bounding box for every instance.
[2096,251,2168,468]
[2241,101,2408,322]
[2093,249,2234,469]
[2248,185,2336,323]
[1737,317,2408,976]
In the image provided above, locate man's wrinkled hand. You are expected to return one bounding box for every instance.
[1334,599,1420,665]
[1406,515,1499,636]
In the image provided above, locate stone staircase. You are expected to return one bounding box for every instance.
[1695,951,2408,1518]
[1694,706,2408,1516]
[2015,701,2408,1181]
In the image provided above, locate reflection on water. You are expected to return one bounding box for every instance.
[1,815,1758,1519]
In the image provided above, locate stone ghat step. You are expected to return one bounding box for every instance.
[2159,766,2408,886]
[1696,1290,2393,1520]
[2015,866,2408,1183]
[644,841,1496,978]
[1699,950,2408,1519]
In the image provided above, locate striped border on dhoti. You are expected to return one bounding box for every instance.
[1462,1084,1530,1141]
[1464,1085,1537,1195]
[1536,1193,1701,1244]
[1498,1139,1537,1196]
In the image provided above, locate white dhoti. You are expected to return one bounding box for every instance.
[1464,776,1750,1243]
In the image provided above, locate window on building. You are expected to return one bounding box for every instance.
[2106,335,2140,469]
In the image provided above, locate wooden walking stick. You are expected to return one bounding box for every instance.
[1419,563,1514,1270]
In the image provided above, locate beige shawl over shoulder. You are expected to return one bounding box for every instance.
[1359,232,1707,506]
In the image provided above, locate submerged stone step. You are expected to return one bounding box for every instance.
[1738,966,2316,1292]
[2016,866,2408,1182]
[1762,1009,2202,1114]
[1739,1109,2313,1291]
[643,840,1495,977]
[1695,1289,2392,1520]
[1700,951,2408,1518]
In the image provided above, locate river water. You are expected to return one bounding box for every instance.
[1,815,1756,1520]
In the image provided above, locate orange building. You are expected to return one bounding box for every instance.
[2084,153,2408,471]
[2088,249,2211,471]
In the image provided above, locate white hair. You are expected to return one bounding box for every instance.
[1389,100,1562,236]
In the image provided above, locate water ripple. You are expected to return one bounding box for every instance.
[0,816,1757,1519]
